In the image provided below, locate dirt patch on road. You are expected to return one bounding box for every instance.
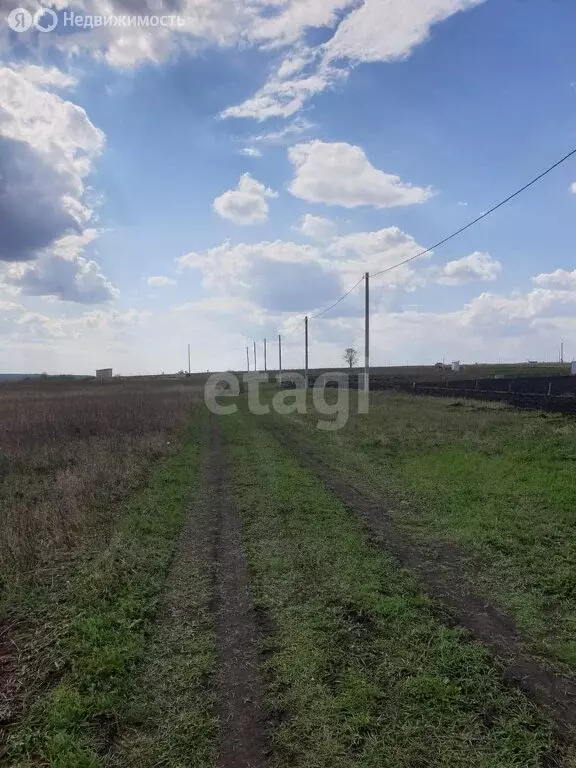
[209,419,269,768]
[264,420,576,745]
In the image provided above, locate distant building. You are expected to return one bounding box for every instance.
[96,368,113,379]
[571,361,576,377]
[451,361,463,373]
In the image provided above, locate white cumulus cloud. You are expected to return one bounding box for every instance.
[431,252,502,285]
[3,230,118,304]
[178,239,339,312]
[327,226,429,288]
[460,288,576,332]
[533,269,576,290]
[177,225,432,315]
[0,67,115,305]
[288,141,433,209]
[213,173,278,225]
[0,65,105,264]
[299,214,337,241]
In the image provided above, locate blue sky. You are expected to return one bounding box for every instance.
[1,0,575,374]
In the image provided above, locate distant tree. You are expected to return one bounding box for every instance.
[343,348,359,369]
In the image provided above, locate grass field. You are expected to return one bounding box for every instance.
[0,379,198,574]
[0,379,202,761]
[1,380,575,766]
[222,407,553,767]
[290,362,572,383]
[272,393,576,669]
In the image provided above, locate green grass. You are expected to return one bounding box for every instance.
[270,393,576,669]
[222,404,553,768]
[110,432,217,768]
[4,411,209,768]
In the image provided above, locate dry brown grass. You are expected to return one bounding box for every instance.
[0,378,201,576]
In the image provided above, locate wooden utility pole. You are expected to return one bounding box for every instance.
[246,346,250,372]
[264,338,267,372]
[304,316,309,390]
[278,334,282,387]
[253,341,257,372]
[364,272,370,394]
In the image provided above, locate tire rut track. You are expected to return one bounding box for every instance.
[112,415,269,768]
[262,418,576,748]
[209,417,269,768]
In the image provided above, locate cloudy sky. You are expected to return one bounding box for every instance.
[1,0,575,375]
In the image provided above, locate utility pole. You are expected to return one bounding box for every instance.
[278,334,282,387]
[364,271,370,395]
[561,341,564,364]
[187,344,191,376]
[264,338,267,372]
[246,346,250,372]
[304,316,309,390]
[253,341,257,372]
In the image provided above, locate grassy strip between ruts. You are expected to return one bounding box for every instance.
[223,404,555,768]
[108,422,217,768]
[3,408,208,768]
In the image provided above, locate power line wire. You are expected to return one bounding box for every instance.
[293,146,576,321]
[311,275,365,319]
[281,316,307,336]
[236,146,576,365]
[370,146,576,279]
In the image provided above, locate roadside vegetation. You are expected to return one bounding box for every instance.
[222,406,554,768]
[269,392,576,669]
[1,379,198,573]
[0,379,202,761]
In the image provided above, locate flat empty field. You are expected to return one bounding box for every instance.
[301,362,571,383]
[0,379,200,572]
[1,384,575,767]
[0,378,202,758]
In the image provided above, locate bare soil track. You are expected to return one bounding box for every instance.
[209,418,269,768]
[263,419,576,744]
